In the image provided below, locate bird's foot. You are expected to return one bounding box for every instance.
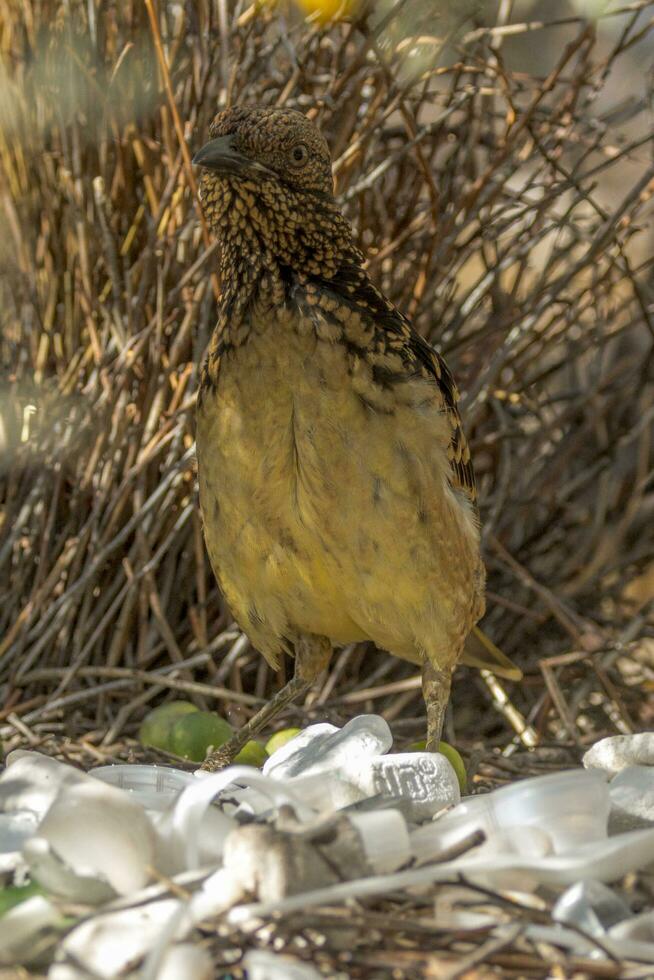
[200,734,248,772]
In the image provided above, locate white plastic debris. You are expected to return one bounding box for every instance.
[350,751,460,821]
[6,721,654,976]
[553,880,631,936]
[263,715,392,780]
[229,825,654,924]
[605,910,654,963]
[262,722,339,777]
[284,769,367,811]
[0,809,39,873]
[32,780,156,896]
[0,895,61,967]
[609,765,654,833]
[243,948,322,980]
[58,900,184,978]
[91,764,194,812]
[173,766,314,869]
[155,943,213,980]
[584,733,654,777]
[411,769,609,861]
[0,751,92,818]
[347,808,411,873]
[23,836,117,904]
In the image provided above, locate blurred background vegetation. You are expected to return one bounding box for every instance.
[1,0,653,762]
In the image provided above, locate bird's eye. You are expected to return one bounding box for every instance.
[290,143,309,167]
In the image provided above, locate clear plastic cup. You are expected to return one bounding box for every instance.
[412,769,610,861]
[91,764,194,812]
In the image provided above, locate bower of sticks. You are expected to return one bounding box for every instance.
[1,0,654,976]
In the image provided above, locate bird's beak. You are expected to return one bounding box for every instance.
[192,135,249,175]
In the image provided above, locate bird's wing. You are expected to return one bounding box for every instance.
[319,264,478,505]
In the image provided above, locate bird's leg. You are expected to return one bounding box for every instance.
[200,635,332,772]
[422,659,453,751]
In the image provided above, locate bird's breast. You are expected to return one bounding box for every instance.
[196,304,482,664]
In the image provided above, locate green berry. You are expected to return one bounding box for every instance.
[265,727,302,755]
[170,711,233,762]
[138,701,199,751]
[234,740,268,767]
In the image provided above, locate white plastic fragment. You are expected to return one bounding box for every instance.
[0,810,39,873]
[611,908,654,943]
[349,751,460,821]
[263,715,392,780]
[347,808,411,873]
[284,769,367,811]
[59,899,183,978]
[0,895,61,967]
[174,766,314,869]
[23,836,116,904]
[583,733,654,777]
[229,826,654,924]
[553,880,631,936]
[609,765,654,833]
[0,751,92,818]
[91,764,194,812]
[8,725,654,976]
[262,722,340,777]
[411,769,609,860]
[33,780,156,896]
[243,948,322,980]
[155,943,213,980]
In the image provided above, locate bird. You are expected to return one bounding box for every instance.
[192,106,520,770]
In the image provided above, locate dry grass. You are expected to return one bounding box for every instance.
[1,0,654,973]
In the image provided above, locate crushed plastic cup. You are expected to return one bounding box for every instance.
[553,880,631,937]
[412,769,610,861]
[91,764,194,812]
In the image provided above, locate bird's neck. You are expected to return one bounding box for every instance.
[211,208,364,342]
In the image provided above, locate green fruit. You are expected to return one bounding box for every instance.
[265,727,302,755]
[170,711,233,762]
[408,739,467,793]
[139,701,199,751]
[0,882,44,917]
[234,740,268,767]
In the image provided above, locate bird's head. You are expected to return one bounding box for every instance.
[193,106,356,278]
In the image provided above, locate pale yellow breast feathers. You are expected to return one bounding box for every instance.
[197,303,483,673]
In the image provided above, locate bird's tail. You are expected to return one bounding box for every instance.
[461,625,523,680]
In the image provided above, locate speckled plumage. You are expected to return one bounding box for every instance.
[194,107,488,762]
